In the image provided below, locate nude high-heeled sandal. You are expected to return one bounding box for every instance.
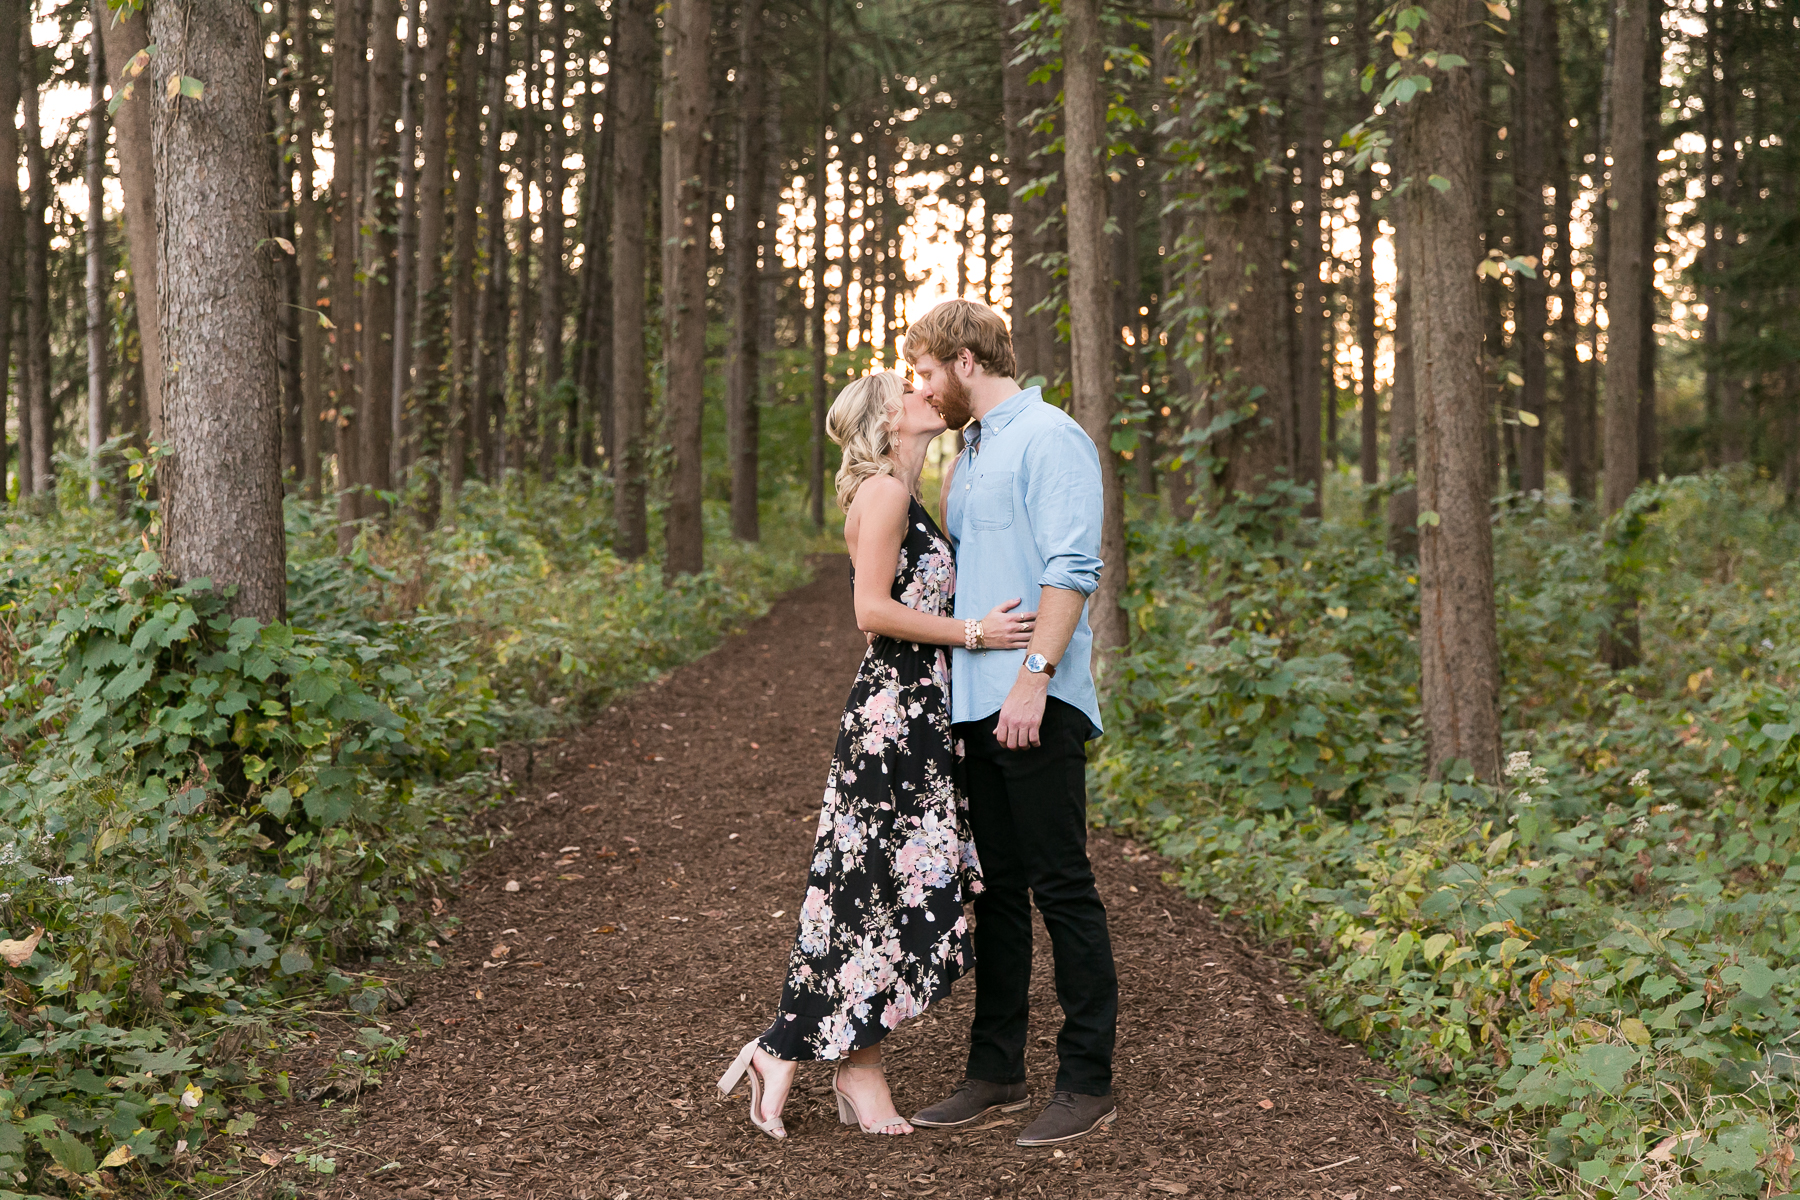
[832,1059,912,1136]
[717,1039,787,1139]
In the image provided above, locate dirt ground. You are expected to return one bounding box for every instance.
[259,558,1486,1200]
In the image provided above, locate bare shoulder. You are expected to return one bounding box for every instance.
[849,474,912,526]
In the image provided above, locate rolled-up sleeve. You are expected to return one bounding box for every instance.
[1025,422,1104,595]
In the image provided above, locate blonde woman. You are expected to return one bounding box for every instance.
[716,371,1035,1139]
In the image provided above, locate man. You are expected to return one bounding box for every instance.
[902,299,1119,1147]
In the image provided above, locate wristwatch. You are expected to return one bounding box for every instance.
[1024,653,1057,678]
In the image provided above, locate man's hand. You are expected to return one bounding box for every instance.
[994,669,1050,750]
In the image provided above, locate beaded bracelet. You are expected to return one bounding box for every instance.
[964,618,980,651]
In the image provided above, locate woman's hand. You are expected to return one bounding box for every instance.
[979,598,1037,650]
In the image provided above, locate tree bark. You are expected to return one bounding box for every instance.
[1634,0,1660,485]
[1515,0,1550,495]
[390,0,421,477]
[87,20,111,501]
[807,3,828,529]
[1600,0,1648,667]
[444,0,487,505]
[331,0,367,547]
[294,0,325,499]
[362,0,401,498]
[100,3,163,449]
[411,0,452,514]
[1355,0,1379,498]
[536,0,567,478]
[21,32,50,498]
[662,0,710,579]
[1064,0,1128,664]
[152,0,287,621]
[470,0,506,482]
[1387,218,1418,555]
[610,0,653,558]
[0,0,18,504]
[997,0,1058,380]
[1294,0,1325,516]
[1401,0,1500,780]
[1196,2,1292,504]
[572,64,608,468]
[726,0,766,542]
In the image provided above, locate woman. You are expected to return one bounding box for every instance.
[716,371,1035,1138]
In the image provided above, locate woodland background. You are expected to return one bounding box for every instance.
[0,0,1795,1195]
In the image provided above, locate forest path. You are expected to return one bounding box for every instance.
[288,558,1483,1200]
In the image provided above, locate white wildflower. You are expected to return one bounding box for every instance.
[1631,816,1649,833]
[1629,769,1651,789]
[1504,751,1533,779]
[48,875,73,887]
[1761,638,1774,650]
[1514,793,1536,808]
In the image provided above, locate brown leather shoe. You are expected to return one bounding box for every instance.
[1015,1091,1117,1146]
[910,1078,1030,1128]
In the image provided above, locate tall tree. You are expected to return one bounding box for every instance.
[1064,0,1127,661]
[294,2,326,499]
[1400,0,1501,779]
[1514,0,1551,495]
[726,0,767,542]
[331,0,368,547]
[411,0,453,513]
[151,0,287,621]
[610,0,653,558]
[0,0,17,503]
[997,0,1057,378]
[391,0,422,474]
[1634,0,1660,485]
[362,0,402,498]
[86,16,109,502]
[1354,0,1379,498]
[99,5,162,446]
[1601,0,1649,667]
[21,32,49,498]
[444,0,488,505]
[538,0,569,477]
[1293,0,1326,516]
[663,0,711,578]
[807,2,829,530]
[1387,221,1419,556]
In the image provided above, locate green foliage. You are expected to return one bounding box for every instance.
[0,477,814,1194]
[1098,471,1800,1199]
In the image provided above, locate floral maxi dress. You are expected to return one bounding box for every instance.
[759,497,983,1062]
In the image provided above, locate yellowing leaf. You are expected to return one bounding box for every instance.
[1506,372,1525,387]
[274,236,295,255]
[99,1144,135,1169]
[0,926,44,967]
[1518,410,1540,427]
[166,73,180,98]
[125,48,153,79]
[1621,1017,1652,1046]
[178,75,205,99]
[1485,1,1510,16]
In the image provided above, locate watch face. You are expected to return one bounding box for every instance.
[1025,653,1047,673]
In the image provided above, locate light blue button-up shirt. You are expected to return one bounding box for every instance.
[943,387,1104,736]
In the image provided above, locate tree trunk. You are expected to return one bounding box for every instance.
[1064,0,1128,664]
[362,0,401,498]
[1634,0,1660,485]
[1711,0,1743,464]
[535,0,567,478]
[270,3,304,492]
[610,0,653,557]
[1401,0,1500,780]
[152,0,287,621]
[85,20,109,502]
[726,0,766,542]
[1196,2,1292,504]
[0,0,19,504]
[331,0,367,548]
[997,0,1058,380]
[390,0,421,478]
[294,2,325,499]
[100,4,163,448]
[572,67,608,468]
[807,3,828,529]
[1550,10,1589,506]
[1601,0,1648,668]
[1515,0,1550,496]
[21,34,49,499]
[469,0,506,483]
[411,0,452,515]
[662,0,710,578]
[1294,0,1325,516]
[1387,219,1418,555]
[444,0,487,506]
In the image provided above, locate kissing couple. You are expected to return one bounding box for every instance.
[715,300,1120,1148]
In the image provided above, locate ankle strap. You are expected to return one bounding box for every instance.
[841,1059,884,1070]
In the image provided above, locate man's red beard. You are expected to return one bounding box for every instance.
[934,370,974,431]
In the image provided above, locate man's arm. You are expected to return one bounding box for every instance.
[993,585,1086,749]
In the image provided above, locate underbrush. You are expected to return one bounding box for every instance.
[0,476,818,1196]
[1097,470,1800,1200]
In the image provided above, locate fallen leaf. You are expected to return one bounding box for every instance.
[503,880,521,892]
[0,926,43,967]
[1257,1099,1274,1110]
[1149,1184,1190,1196]
[259,1150,286,1167]
[580,803,601,813]
[771,910,786,919]
[490,944,510,958]
[593,925,617,934]
[99,1144,135,1168]
[559,845,581,854]
[1648,1130,1705,1163]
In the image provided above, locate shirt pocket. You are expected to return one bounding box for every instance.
[967,471,1015,531]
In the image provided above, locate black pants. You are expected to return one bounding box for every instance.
[955,697,1117,1096]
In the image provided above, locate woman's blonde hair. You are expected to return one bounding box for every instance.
[826,370,908,512]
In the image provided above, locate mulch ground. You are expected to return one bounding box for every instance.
[255,557,1487,1200]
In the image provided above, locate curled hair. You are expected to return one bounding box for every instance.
[901,299,1018,379]
[826,371,907,512]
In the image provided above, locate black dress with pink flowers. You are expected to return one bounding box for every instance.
[759,497,983,1062]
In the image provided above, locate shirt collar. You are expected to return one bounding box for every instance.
[967,387,1039,451]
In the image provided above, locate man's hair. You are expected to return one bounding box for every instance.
[902,300,1017,379]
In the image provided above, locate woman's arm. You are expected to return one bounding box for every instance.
[851,475,1032,647]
